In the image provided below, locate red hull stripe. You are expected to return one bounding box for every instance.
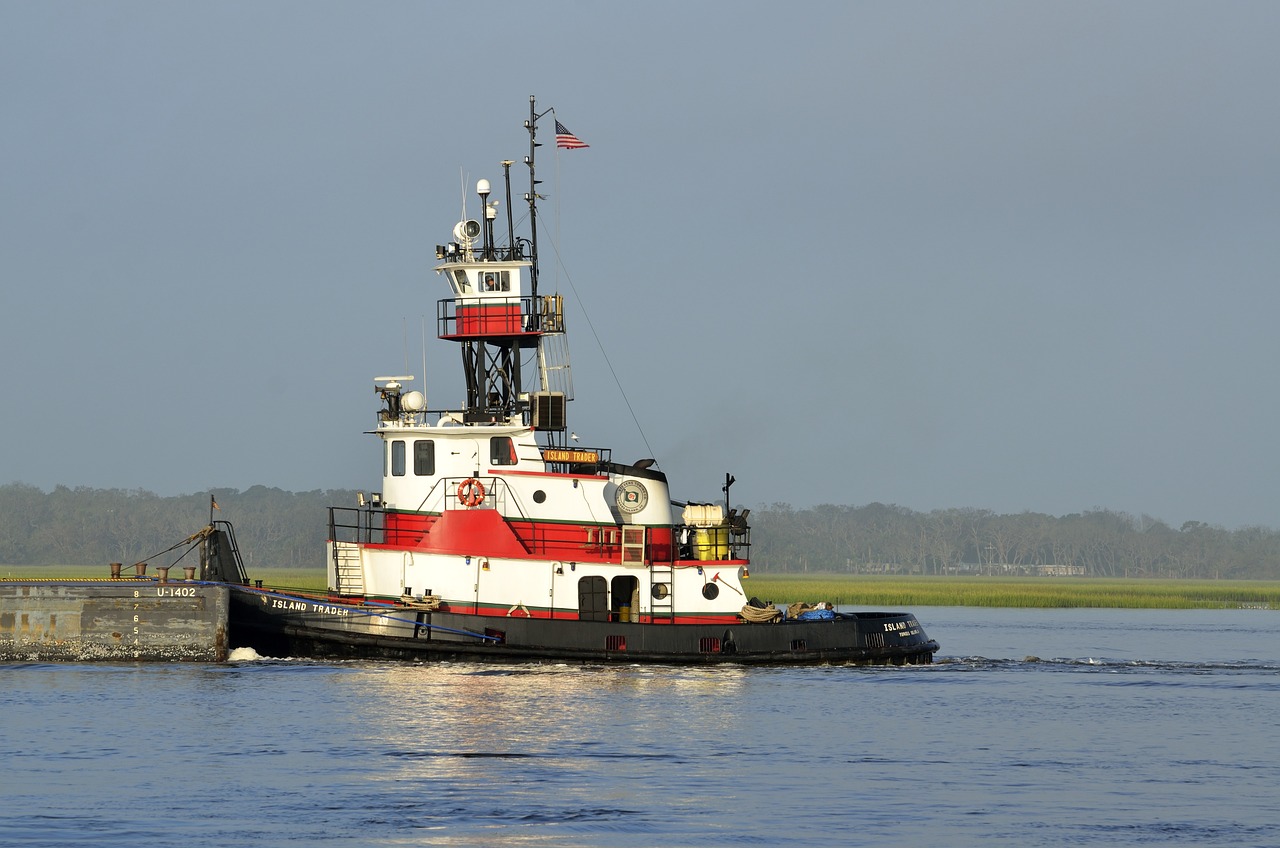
[428,603,740,625]
[373,511,747,569]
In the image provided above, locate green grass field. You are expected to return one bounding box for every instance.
[745,573,1280,609]
[7,565,1278,609]
[1,564,329,592]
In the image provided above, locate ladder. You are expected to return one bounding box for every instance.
[649,560,675,623]
[332,541,364,596]
[536,308,574,400]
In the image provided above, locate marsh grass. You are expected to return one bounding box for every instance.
[8,566,1279,609]
[745,574,1280,609]
[3,564,329,592]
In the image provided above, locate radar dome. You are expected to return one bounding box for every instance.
[401,391,426,412]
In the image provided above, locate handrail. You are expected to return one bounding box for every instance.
[439,475,530,521]
[327,475,533,548]
[436,295,539,338]
[673,521,751,562]
[328,506,386,546]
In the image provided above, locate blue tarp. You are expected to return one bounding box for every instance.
[796,608,835,621]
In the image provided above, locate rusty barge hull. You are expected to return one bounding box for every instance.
[0,580,230,662]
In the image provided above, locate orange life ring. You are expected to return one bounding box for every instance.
[457,477,486,507]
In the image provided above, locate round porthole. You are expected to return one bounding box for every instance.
[651,583,670,600]
[702,583,719,600]
[533,490,546,503]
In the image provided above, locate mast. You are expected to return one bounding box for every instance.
[433,97,568,432]
[525,94,548,318]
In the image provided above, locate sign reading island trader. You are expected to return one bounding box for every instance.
[542,448,599,464]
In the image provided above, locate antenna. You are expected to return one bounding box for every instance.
[459,167,467,223]
[503,160,515,254]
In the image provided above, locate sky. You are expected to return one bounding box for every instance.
[3,2,1279,530]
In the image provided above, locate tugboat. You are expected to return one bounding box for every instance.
[218,97,938,665]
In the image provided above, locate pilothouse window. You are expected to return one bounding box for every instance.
[490,437,517,466]
[414,440,434,476]
[391,440,406,476]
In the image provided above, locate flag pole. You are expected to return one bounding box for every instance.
[526,95,545,308]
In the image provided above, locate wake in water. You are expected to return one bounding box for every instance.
[227,646,263,662]
[936,655,1280,673]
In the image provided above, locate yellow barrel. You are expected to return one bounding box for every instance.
[695,527,730,560]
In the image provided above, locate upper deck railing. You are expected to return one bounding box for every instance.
[436,294,565,340]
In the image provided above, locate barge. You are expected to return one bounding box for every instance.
[1,575,229,662]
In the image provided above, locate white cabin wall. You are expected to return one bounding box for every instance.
[603,475,672,525]
[363,544,745,618]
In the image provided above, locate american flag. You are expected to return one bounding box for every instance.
[555,120,589,149]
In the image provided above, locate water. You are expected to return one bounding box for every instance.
[2,607,1277,847]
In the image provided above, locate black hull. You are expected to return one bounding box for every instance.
[228,587,938,666]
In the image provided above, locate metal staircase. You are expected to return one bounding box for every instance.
[332,541,364,596]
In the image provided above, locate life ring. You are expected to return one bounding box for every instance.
[457,478,486,507]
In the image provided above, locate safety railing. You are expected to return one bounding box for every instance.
[328,506,386,546]
[437,295,536,338]
[674,520,751,562]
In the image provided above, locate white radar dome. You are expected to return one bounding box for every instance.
[401,391,426,412]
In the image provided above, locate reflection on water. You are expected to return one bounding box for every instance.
[3,609,1279,847]
[343,662,751,747]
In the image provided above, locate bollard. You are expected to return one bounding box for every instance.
[134,562,148,577]
[157,566,170,584]
[110,562,122,579]
[183,566,196,581]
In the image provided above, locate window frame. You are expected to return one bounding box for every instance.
[413,439,435,476]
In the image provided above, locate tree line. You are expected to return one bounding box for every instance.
[2,483,1278,579]
[749,502,1280,580]
[0,483,355,570]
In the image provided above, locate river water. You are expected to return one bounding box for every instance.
[2,607,1277,847]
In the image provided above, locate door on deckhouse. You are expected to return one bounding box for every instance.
[578,576,608,621]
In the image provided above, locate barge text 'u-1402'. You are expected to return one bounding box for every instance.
[212,98,939,665]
